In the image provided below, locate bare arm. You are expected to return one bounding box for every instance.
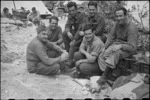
[45,40,63,53]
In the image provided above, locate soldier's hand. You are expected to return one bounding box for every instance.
[76,60,83,67]
[60,51,69,62]
[70,40,75,46]
[61,50,68,54]
[79,31,84,36]
[67,32,73,40]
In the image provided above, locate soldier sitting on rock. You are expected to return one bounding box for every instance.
[97,7,138,86]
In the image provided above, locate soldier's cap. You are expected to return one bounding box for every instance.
[36,24,47,33]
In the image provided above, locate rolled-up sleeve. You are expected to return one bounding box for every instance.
[91,41,104,57]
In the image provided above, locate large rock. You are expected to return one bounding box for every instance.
[89,76,101,92]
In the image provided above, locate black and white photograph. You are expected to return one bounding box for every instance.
[1,0,149,99]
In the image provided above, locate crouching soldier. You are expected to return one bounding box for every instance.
[26,24,69,75]
[73,24,104,78]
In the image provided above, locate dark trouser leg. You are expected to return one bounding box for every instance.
[62,30,76,52]
[69,38,83,60]
[74,52,103,76]
[62,30,71,52]
[79,62,103,76]
[36,62,60,75]
[69,44,79,60]
[47,50,65,71]
[105,50,131,68]
[66,38,83,68]
[97,49,131,85]
[66,45,78,68]
[74,51,86,61]
[74,52,102,77]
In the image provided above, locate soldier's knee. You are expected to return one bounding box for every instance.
[78,63,88,75]
[74,52,83,61]
[74,52,81,60]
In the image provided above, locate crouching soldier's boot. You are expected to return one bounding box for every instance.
[65,59,75,68]
[97,66,113,85]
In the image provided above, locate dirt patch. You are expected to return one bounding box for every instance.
[1,52,21,63]
[1,43,8,53]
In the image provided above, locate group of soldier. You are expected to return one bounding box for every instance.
[26,1,138,86]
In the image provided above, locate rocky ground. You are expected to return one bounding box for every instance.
[1,19,94,99]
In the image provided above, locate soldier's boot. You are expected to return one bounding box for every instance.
[97,66,113,85]
[65,60,75,68]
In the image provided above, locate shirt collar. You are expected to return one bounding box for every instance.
[49,25,57,31]
[88,13,99,20]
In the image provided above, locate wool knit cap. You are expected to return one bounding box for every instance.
[36,24,46,33]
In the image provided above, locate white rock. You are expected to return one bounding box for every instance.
[89,76,101,92]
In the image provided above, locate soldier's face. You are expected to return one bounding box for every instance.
[68,6,77,16]
[88,5,97,17]
[38,31,48,42]
[50,19,58,29]
[84,29,94,42]
[32,9,36,13]
[115,10,126,25]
